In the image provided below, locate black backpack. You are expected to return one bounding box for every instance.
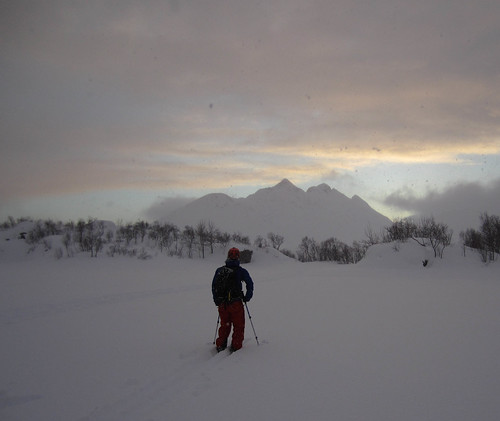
[213,266,240,305]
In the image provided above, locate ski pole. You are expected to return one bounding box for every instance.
[213,314,220,344]
[244,301,259,346]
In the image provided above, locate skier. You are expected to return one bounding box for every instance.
[212,247,254,353]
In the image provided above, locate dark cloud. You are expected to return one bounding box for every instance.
[384,178,500,231]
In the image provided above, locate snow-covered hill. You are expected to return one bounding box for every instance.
[165,179,392,248]
[1,224,499,420]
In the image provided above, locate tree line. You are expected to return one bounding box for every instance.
[2,212,499,263]
[292,215,454,263]
[380,216,453,258]
[2,217,251,260]
[365,213,499,263]
[460,213,500,262]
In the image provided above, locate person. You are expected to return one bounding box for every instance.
[212,247,254,353]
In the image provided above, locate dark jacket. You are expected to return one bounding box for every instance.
[212,259,254,305]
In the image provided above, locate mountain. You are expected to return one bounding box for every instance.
[165,179,392,249]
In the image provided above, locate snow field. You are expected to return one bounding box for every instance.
[1,244,500,420]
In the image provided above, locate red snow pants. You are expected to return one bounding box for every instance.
[216,300,245,350]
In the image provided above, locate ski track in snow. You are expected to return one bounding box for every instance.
[77,344,244,421]
[0,391,43,410]
[0,284,205,325]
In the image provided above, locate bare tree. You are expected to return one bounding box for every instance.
[217,231,231,248]
[183,225,196,258]
[319,237,342,261]
[267,232,284,250]
[480,213,500,261]
[385,218,417,242]
[232,232,250,245]
[195,220,207,258]
[297,236,319,262]
[254,235,268,248]
[205,220,218,254]
[364,224,381,246]
[412,217,453,258]
[82,218,104,257]
[134,221,149,243]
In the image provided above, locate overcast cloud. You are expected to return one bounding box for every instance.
[1,0,499,221]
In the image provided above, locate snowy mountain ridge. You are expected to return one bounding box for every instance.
[166,178,392,248]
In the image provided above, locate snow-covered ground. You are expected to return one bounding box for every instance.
[1,232,500,420]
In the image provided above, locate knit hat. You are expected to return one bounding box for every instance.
[227,247,240,260]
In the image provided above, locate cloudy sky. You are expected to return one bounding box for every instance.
[1,0,499,227]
